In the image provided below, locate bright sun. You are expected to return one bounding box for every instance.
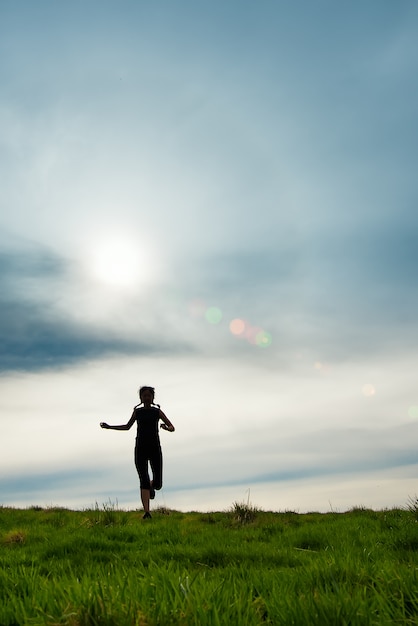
[90,237,145,289]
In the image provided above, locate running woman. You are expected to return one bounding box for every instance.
[100,386,175,519]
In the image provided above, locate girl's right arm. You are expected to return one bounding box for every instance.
[100,411,136,431]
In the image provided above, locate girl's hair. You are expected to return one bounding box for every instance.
[137,386,160,409]
[139,385,155,398]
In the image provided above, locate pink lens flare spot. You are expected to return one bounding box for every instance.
[246,326,263,345]
[362,384,376,397]
[229,318,246,336]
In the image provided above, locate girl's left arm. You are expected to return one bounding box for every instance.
[159,410,175,432]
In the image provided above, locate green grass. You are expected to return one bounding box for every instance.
[1,501,418,625]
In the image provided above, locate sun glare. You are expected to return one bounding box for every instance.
[90,237,147,289]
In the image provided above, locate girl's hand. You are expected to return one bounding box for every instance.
[160,423,175,432]
[100,422,109,429]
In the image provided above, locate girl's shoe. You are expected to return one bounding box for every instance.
[143,512,152,519]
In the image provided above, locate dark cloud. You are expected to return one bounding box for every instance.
[0,298,150,372]
[178,421,418,492]
[250,448,418,486]
[0,245,192,372]
[0,468,103,498]
[0,244,66,304]
[0,247,63,278]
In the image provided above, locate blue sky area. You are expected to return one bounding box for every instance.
[1,1,418,512]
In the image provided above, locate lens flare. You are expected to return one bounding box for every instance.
[362,384,376,397]
[229,318,272,348]
[229,318,245,335]
[255,330,272,348]
[205,306,223,324]
[246,325,263,345]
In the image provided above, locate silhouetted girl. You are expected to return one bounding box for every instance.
[100,386,175,519]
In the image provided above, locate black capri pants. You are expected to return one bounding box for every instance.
[134,441,163,490]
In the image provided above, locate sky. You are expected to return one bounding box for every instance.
[1,0,418,513]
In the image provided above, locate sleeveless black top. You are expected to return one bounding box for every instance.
[134,406,161,446]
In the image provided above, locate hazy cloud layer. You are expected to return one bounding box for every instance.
[0,245,198,371]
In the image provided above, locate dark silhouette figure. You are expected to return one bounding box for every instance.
[100,386,175,519]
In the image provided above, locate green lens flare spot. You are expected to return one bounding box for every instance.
[408,406,418,419]
[256,331,272,348]
[205,306,223,324]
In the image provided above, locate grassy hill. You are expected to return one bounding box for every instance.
[1,501,418,625]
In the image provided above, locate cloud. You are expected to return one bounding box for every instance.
[0,243,196,372]
[0,468,103,498]
[0,345,416,511]
[166,419,418,493]
[2,421,417,512]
